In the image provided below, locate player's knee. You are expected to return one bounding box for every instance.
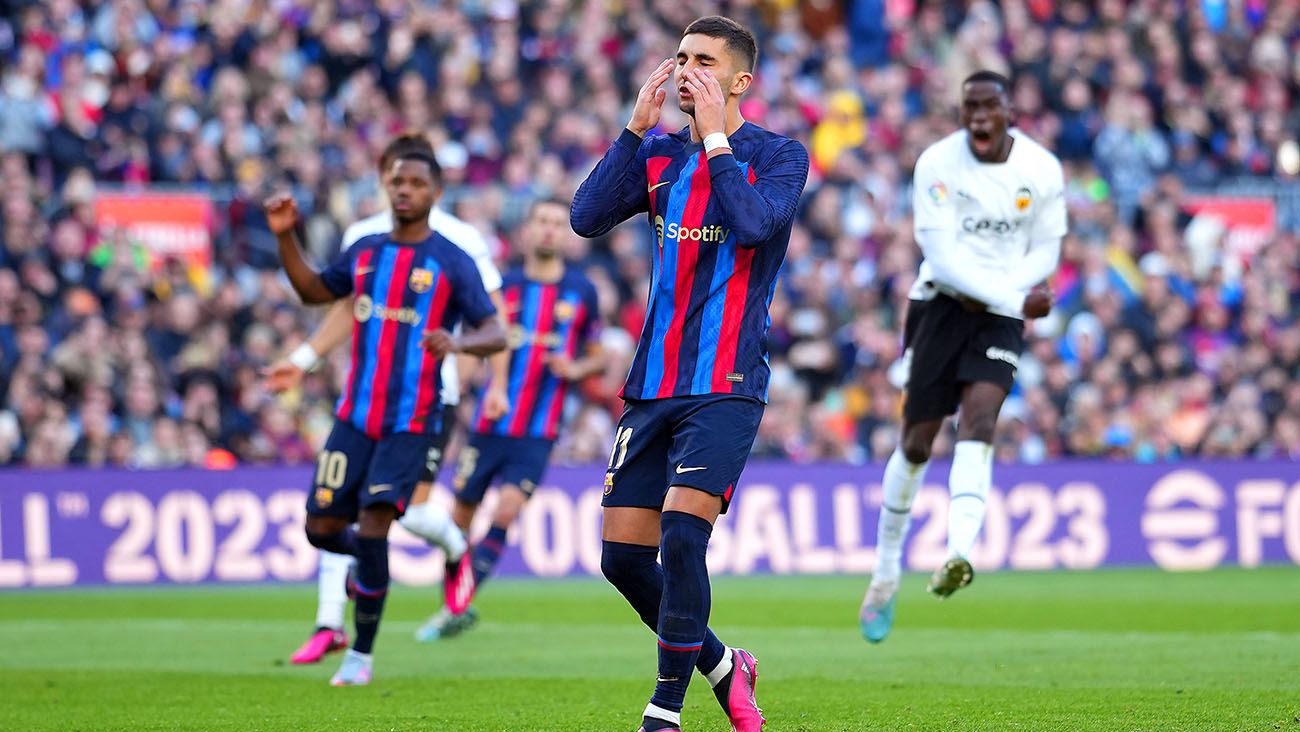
[600,545,636,586]
[901,435,932,466]
[492,507,519,529]
[961,412,998,443]
[658,512,711,571]
[305,529,342,552]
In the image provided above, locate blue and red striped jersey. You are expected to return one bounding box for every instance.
[319,232,497,438]
[571,122,809,403]
[471,267,601,441]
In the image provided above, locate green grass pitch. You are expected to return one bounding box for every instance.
[2,567,1298,731]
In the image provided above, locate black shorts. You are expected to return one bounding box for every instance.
[901,295,1024,423]
[453,433,555,504]
[417,409,456,483]
[307,419,439,520]
[601,394,764,514]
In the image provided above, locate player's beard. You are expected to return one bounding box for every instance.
[394,209,429,227]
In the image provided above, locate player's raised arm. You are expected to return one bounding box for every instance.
[684,69,810,246]
[266,194,347,305]
[570,59,674,238]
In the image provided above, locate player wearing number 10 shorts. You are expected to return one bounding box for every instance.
[266,144,505,686]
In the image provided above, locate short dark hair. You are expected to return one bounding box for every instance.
[683,16,757,71]
[379,131,435,173]
[390,149,442,184]
[528,196,571,217]
[962,70,1012,94]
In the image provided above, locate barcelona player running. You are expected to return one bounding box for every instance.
[266,133,504,664]
[417,197,606,641]
[265,149,505,685]
[571,16,808,732]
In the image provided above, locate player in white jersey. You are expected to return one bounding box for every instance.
[859,71,1066,643]
[264,133,511,664]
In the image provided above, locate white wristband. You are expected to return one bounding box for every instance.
[288,343,320,372]
[703,132,730,153]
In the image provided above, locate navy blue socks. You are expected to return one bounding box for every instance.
[471,524,509,586]
[350,536,389,654]
[599,540,726,674]
[649,510,715,717]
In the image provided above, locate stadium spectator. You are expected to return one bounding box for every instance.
[0,0,1297,468]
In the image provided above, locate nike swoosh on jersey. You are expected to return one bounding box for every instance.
[356,266,376,276]
[675,465,707,474]
[368,484,392,495]
[648,181,672,193]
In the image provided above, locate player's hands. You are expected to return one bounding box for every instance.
[1023,288,1054,319]
[627,58,674,137]
[956,294,989,313]
[261,360,305,394]
[682,68,726,138]
[423,329,460,359]
[482,383,510,421]
[545,353,581,381]
[263,194,299,236]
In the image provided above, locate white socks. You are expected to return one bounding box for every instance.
[704,647,734,687]
[316,550,354,630]
[873,448,929,583]
[643,703,681,726]
[399,502,468,560]
[947,440,993,559]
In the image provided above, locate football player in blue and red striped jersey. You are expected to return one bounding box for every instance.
[415,197,606,641]
[571,15,808,732]
[266,148,506,687]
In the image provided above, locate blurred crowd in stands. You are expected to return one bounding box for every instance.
[1,0,1298,469]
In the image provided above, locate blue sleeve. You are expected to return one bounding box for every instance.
[319,246,355,297]
[706,139,809,248]
[570,129,650,238]
[450,253,497,327]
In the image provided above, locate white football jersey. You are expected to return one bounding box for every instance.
[340,207,503,406]
[909,129,1067,319]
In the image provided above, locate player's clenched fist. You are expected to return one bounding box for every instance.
[626,58,675,138]
[1023,288,1054,319]
[264,194,298,236]
[422,328,459,359]
[481,384,510,421]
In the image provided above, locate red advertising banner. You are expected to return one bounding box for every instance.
[1181,195,1277,261]
[93,191,214,274]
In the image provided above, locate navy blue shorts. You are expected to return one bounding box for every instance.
[306,419,440,520]
[601,395,763,514]
[453,433,555,505]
